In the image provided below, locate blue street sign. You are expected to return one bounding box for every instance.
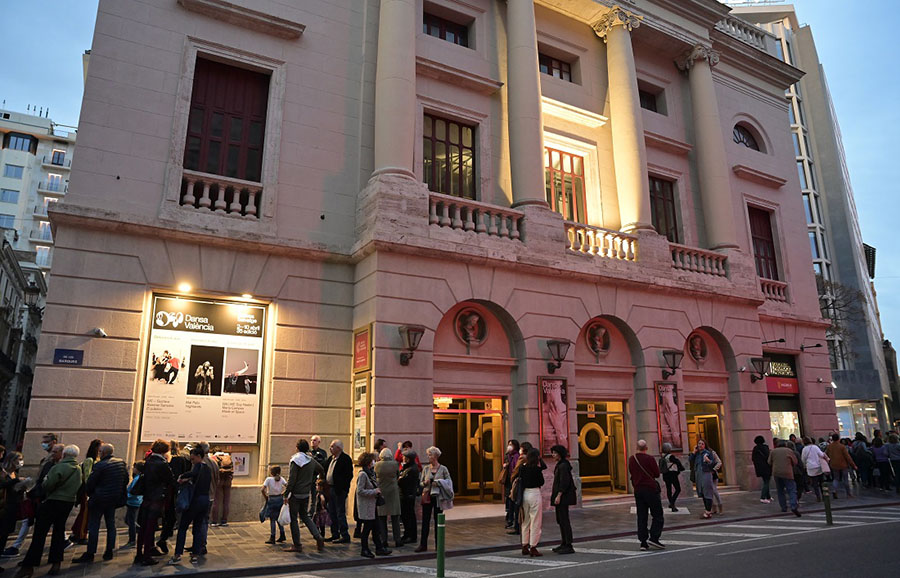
[53,349,84,366]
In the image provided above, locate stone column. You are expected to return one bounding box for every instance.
[506,0,549,207]
[372,0,416,179]
[677,45,738,250]
[593,6,653,233]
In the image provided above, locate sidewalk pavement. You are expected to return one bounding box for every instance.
[7,485,899,577]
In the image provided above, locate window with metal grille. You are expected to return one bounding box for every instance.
[423,114,475,199]
[184,57,270,182]
[748,206,779,280]
[733,124,760,151]
[539,53,572,82]
[544,148,586,223]
[649,176,679,243]
[423,13,469,47]
[639,89,658,113]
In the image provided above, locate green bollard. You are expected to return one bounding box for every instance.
[437,512,446,578]
[822,479,833,525]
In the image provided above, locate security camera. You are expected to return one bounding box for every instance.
[739,366,746,373]
[91,327,107,338]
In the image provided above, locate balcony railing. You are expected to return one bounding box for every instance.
[564,222,636,261]
[179,170,260,219]
[33,205,48,217]
[30,228,53,243]
[37,182,67,194]
[715,14,779,56]
[760,278,789,302]
[428,192,523,240]
[670,243,728,277]
[41,156,71,169]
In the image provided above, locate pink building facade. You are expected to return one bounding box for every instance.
[28,0,835,517]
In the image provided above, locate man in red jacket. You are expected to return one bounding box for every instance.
[628,439,665,551]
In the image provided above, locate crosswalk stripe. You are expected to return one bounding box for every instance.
[576,548,649,557]
[610,538,713,546]
[727,524,823,531]
[673,530,770,538]
[762,517,858,525]
[380,566,486,578]
[808,513,900,521]
[469,555,575,567]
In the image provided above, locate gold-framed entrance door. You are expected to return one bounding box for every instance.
[576,401,627,494]
[686,403,726,485]
[433,396,504,501]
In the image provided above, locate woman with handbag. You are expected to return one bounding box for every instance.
[801,437,828,501]
[415,446,451,553]
[691,439,716,519]
[374,449,402,548]
[355,452,390,558]
[167,447,211,566]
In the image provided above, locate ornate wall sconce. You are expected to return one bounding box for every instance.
[661,349,685,379]
[398,324,425,366]
[545,339,571,374]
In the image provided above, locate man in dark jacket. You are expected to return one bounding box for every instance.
[285,439,325,553]
[158,441,190,553]
[550,445,576,554]
[135,439,175,566]
[74,444,128,563]
[751,435,772,504]
[323,439,353,543]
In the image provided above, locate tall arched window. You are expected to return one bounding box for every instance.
[733,124,761,151]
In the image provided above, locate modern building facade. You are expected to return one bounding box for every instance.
[0,109,76,272]
[732,4,893,439]
[27,0,835,518]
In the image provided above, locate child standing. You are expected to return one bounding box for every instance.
[262,465,287,544]
[313,479,331,538]
[125,461,145,547]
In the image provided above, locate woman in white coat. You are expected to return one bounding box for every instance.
[801,436,828,502]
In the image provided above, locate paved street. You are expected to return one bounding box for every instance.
[278,504,900,578]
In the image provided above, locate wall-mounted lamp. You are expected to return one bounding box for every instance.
[800,343,823,351]
[398,324,425,366]
[661,349,685,380]
[762,338,785,345]
[545,339,571,374]
[749,356,771,383]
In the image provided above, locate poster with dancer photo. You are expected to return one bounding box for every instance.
[538,376,569,456]
[140,295,266,444]
[655,381,683,452]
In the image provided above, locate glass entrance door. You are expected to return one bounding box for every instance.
[576,401,627,494]
[433,396,504,501]
[686,402,725,485]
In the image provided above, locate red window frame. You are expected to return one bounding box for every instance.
[649,176,680,243]
[544,147,587,223]
[423,13,469,47]
[423,114,476,199]
[539,53,572,82]
[184,57,270,183]
[748,206,779,280]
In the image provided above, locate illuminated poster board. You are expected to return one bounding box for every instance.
[139,295,266,443]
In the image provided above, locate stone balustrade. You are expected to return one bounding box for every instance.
[180,169,261,218]
[428,192,523,240]
[670,243,728,277]
[565,222,637,261]
[760,278,789,302]
[715,15,778,56]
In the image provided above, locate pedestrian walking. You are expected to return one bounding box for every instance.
[73,443,128,563]
[323,439,353,544]
[6,436,58,558]
[886,433,900,494]
[397,451,419,545]
[825,433,856,499]
[501,439,520,533]
[769,439,801,516]
[124,461,144,547]
[852,433,873,488]
[134,439,175,566]
[70,438,102,545]
[261,465,287,544]
[16,444,82,577]
[285,439,325,553]
[416,446,452,553]
[691,440,716,518]
[550,445,575,555]
[800,437,828,502]
[872,438,892,491]
[168,446,212,565]
[628,440,665,551]
[517,447,546,557]
[375,448,402,548]
[752,435,773,503]
[355,452,391,558]
[659,442,684,512]
[0,451,27,571]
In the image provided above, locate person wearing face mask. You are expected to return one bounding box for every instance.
[0,451,28,568]
[5,439,58,557]
[500,440,520,533]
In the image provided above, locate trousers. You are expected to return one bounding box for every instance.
[22,499,75,567]
[555,504,572,547]
[634,488,664,544]
[520,488,542,547]
[85,503,118,555]
[289,495,323,547]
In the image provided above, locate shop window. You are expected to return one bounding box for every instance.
[649,176,679,243]
[544,147,586,223]
[423,113,476,199]
[184,57,270,183]
[539,53,573,82]
[423,12,469,47]
[748,206,779,280]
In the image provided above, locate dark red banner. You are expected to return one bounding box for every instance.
[766,376,799,394]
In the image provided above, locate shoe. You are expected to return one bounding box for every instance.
[277,535,287,543]
[556,545,575,555]
[414,545,427,553]
[760,499,768,503]
[284,546,302,553]
[132,556,143,566]
[209,522,219,527]
[63,540,74,551]
[522,545,530,556]
[640,542,650,551]
[551,545,562,553]
[167,556,181,565]
[141,559,158,566]
[156,540,168,554]
[335,536,351,544]
[47,563,62,576]
[671,506,679,512]
[103,550,113,561]
[361,549,375,559]
[702,511,712,519]
[2,547,18,557]
[190,554,199,563]
[792,508,801,517]
[506,528,520,535]
[219,521,228,527]
[316,538,325,552]
[648,539,666,550]
[265,537,276,544]
[375,548,392,556]
[72,553,94,563]
[123,541,136,549]
[529,547,542,557]
[148,548,165,557]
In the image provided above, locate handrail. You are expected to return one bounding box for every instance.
[428,192,524,240]
[670,243,728,277]
[564,222,636,261]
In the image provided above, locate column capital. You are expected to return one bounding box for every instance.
[675,44,720,72]
[592,6,642,43]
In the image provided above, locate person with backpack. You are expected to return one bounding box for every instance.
[73,443,129,564]
[659,443,684,512]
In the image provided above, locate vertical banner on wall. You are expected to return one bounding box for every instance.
[139,295,266,443]
[538,376,569,456]
[655,381,683,452]
[352,325,372,373]
[353,373,370,452]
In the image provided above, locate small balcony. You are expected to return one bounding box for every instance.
[428,192,523,240]
[37,181,67,196]
[30,227,53,245]
[564,222,637,262]
[670,243,728,278]
[715,14,779,57]
[179,169,260,219]
[41,156,71,170]
[760,278,789,302]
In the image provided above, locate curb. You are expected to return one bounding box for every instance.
[175,499,900,577]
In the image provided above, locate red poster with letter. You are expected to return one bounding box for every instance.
[352,325,371,373]
[766,376,799,394]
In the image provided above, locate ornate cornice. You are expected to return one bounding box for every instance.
[676,44,720,72]
[592,6,643,42]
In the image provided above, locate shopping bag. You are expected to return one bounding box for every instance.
[277,502,291,526]
[259,502,267,523]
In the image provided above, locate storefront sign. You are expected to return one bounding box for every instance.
[655,381,683,452]
[538,376,569,456]
[353,373,370,452]
[53,349,83,366]
[766,376,800,394]
[352,325,371,373]
[139,295,266,444]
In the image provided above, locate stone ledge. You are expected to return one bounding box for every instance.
[177,0,306,39]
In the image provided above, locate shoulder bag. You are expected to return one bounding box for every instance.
[632,456,661,493]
